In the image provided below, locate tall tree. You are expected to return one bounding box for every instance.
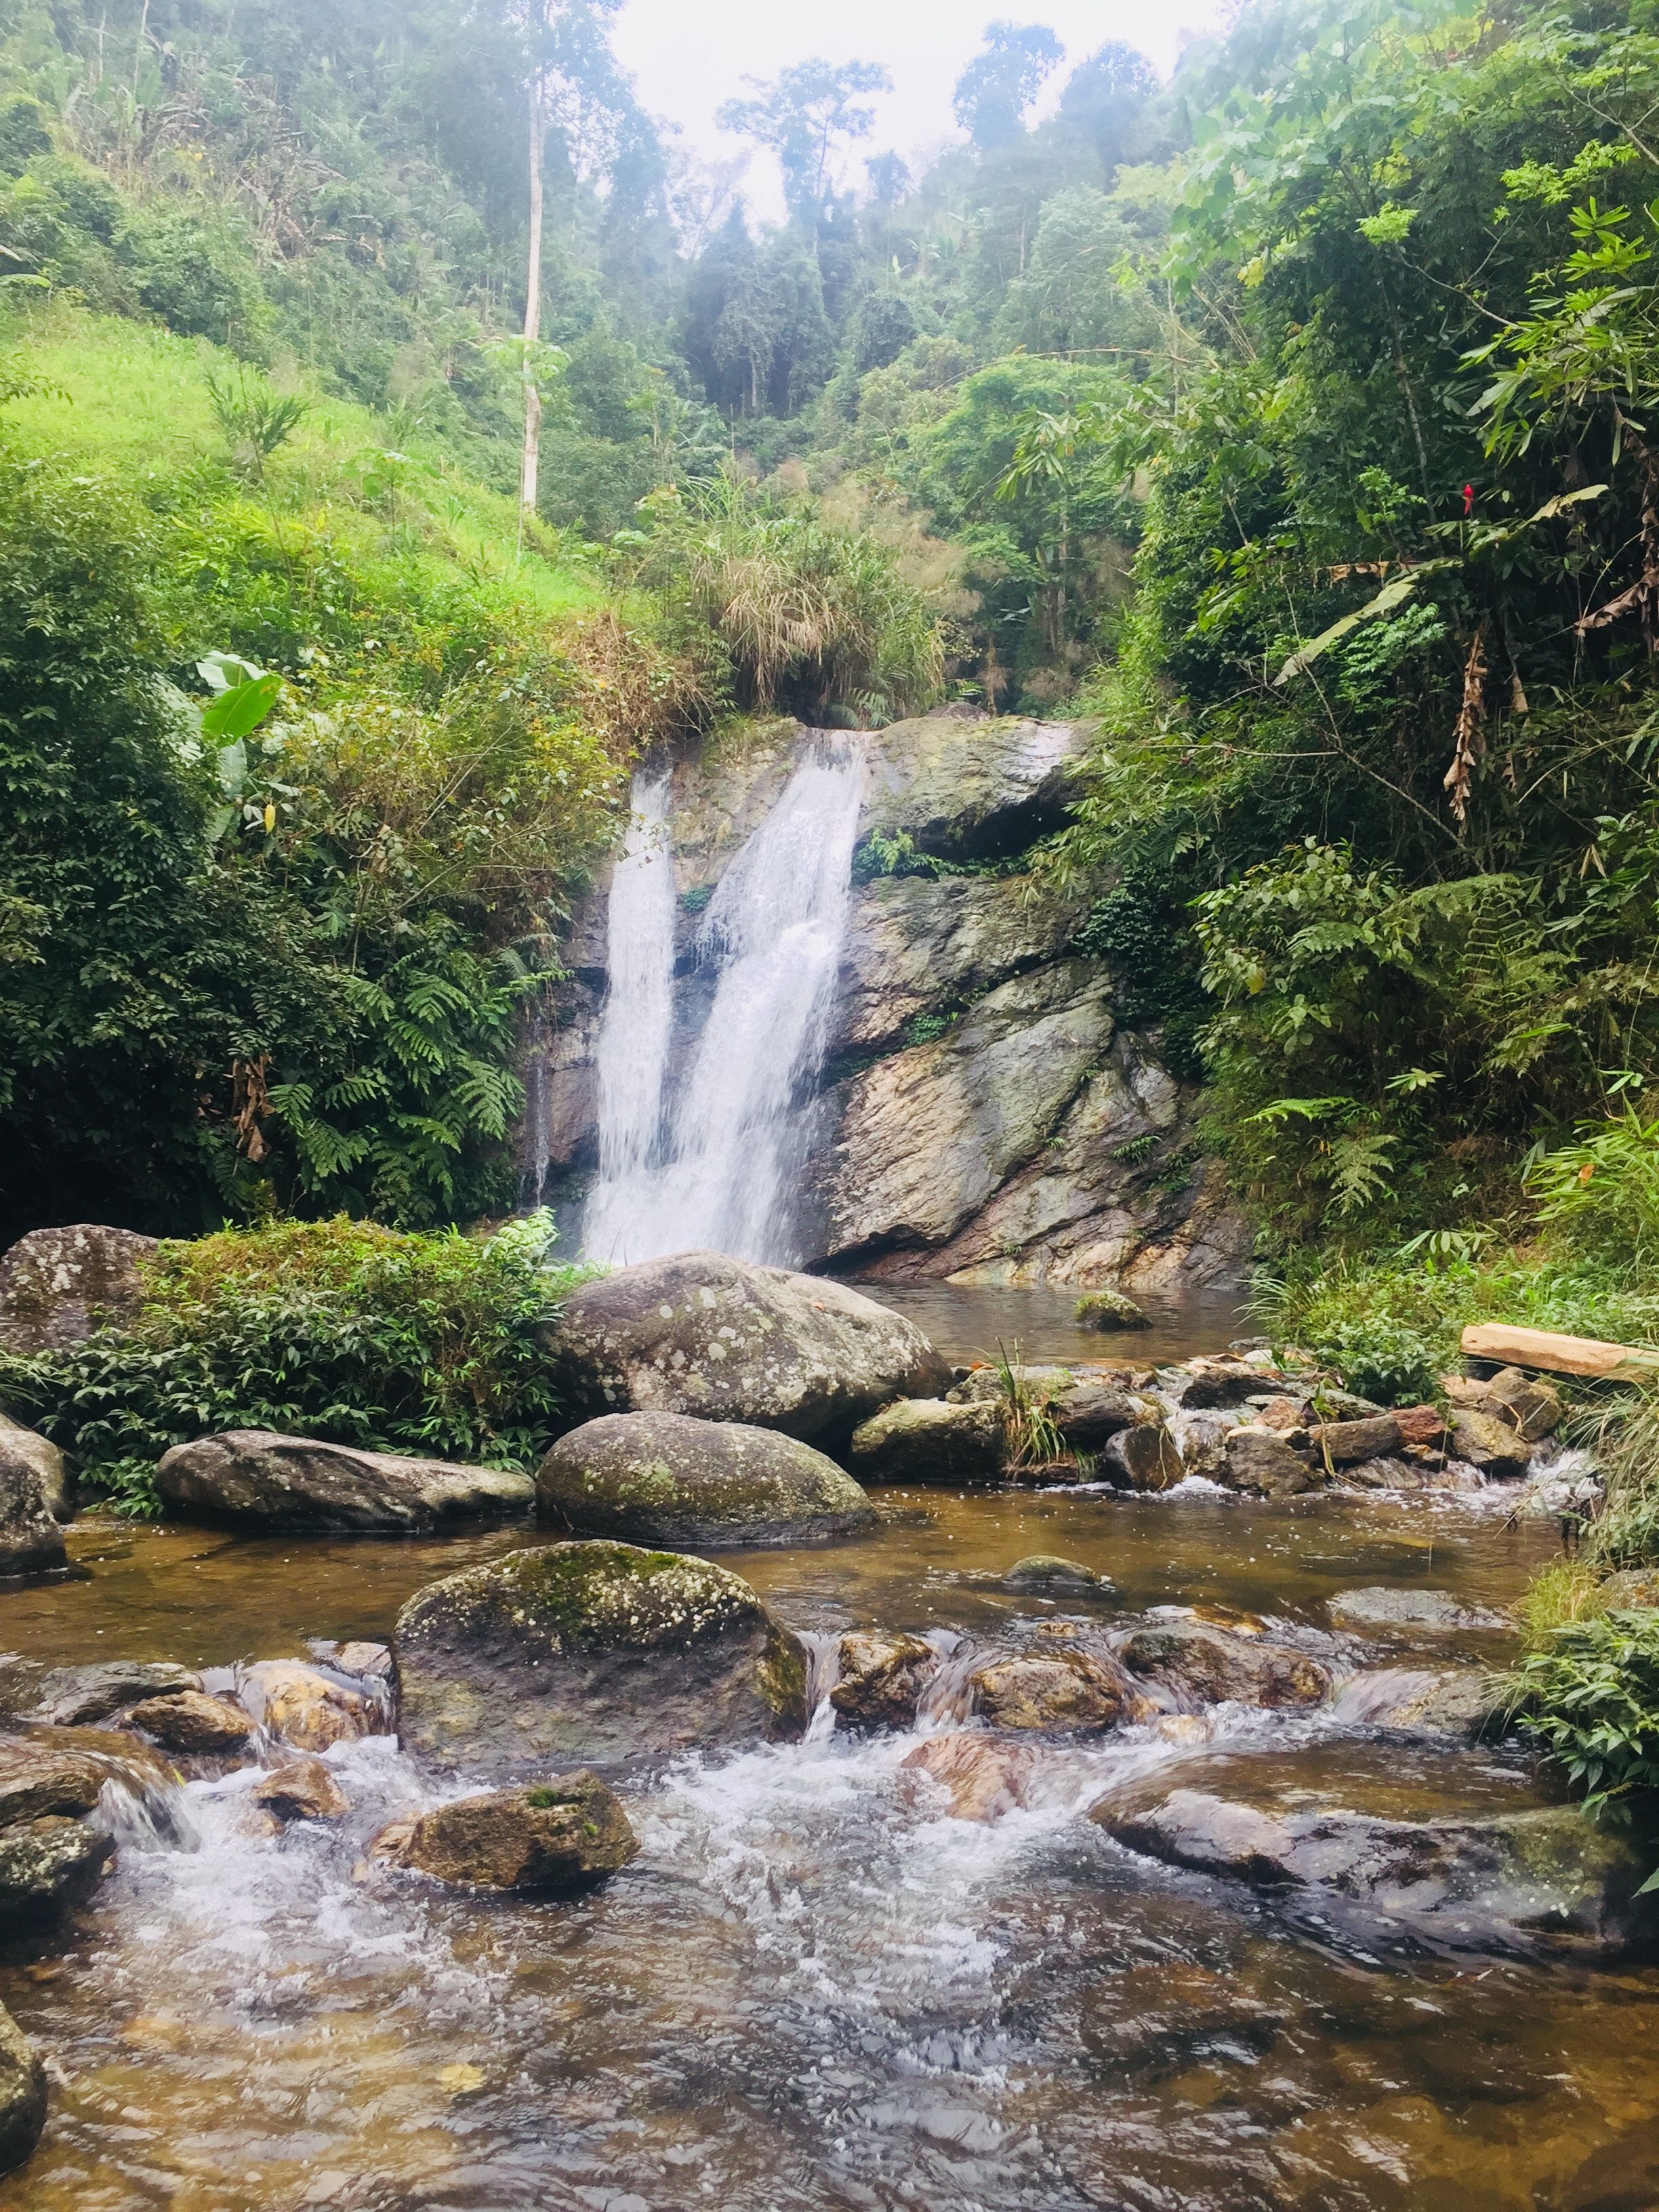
[718,58,892,226]
[953,21,1063,150]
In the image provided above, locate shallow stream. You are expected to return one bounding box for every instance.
[3,1293,1656,2212]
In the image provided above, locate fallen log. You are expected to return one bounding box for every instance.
[1460,1322,1659,1380]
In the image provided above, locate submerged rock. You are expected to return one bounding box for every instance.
[969,1648,1146,1733]
[155,1430,534,1533]
[546,1251,947,1446]
[831,1631,939,1730]
[125,1689,253,1755]
[0,1222,155,1353]
[393,1541,809,1777]
[537,1411,875,1548]
[1334,1666,1507,1740]
[846,1397,1004,1484]
[0,1999,46,2177]
[0,1458,64,1577]
[0,1815,112,1928]
[1117,1622,1330,1711]
[387,1771,638,1891]
[1002,1554,1107,1593]
[0,1415,69,1521]
[1327,1586,1510,1637]
[1096,1788,1656,1957]
[900,1733,1033,1822]
[252,1756,350,1822]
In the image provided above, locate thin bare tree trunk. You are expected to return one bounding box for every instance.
[519,73,546,524]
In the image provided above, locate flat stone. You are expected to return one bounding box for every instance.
[899,1734,1033,1822]
[1327,1586,1511,1637]
[545,1252,948,1447]
[252,1756,350,1822]
[969,1648,1145,1732]
[335,1642,392,1677]
[0,1815,112,1928]
[125,1690,253,1755]
[1117,1622,1330,1709]
[830,1631,939,1730]
[386,1771,638,1891]
[0,1999,46,2177]
[393,1541,808,1778]
[846,1397,1004,1484]
[537,1410,874,1547]
[0,1223,155,1353]
[18,1662,201,1728]
[156,1431,534,1533]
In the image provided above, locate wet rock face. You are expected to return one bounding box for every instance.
[253,1756,349,1822]
[969,1648,1146,1733]
[1116,1622,1331,1711]
[830,1631,939,1730]
[241,1661,374,1753]
[0,1814,113,1929]
[125,1690,253,1755]
[393,1541,809,1778]
[538,1411,876,1549]
[0,1999,46,2177]
[546,1252,949,1448]
[388,1773,639,1892]
[0,1415,69,1521]
[155,1431,535,1533]
[3,1660,201,1729]
[861,714,1085,863]
[0,1223,155,1353]
[0,1740,107,1826]
[846,1397,1004,1485]
[1096,1790,1656,1957]
[900,1734,1033,1822]
[0,1456,65,1577]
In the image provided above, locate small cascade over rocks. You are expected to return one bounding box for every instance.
[583,735,864,1266]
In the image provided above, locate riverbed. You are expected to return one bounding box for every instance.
[3,1296,1655,2212]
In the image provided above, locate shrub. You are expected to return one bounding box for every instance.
[1509,1610,1659,1825]
[0,1213,586,1515]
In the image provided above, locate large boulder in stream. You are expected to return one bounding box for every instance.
[384,1771,638,1892]
[155,1430,534,1532]
[544,1251,948,1446]
[0,1223,156,1353]
[0,2000,46,2177]
[846,1396,1004,1483]
[0,1457,64,1578]
[393,1540,809,1777]
[1096,1788,1658,1957]
[537,1410,875,1548]
[0,1414,69,1521]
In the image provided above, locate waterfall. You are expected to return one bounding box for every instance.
[582,736,865,1267]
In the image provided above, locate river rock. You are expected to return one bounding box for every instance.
[537,1411,875,1548]
[242,1660,373,1751]
[1326,1586,1511,1637]
[0,1415,69,1521]
[155,1430,535,1532]
[830,1631,939,1730]
[0,1223,155,1352]
[1448,1409,1532,1482]
[1075,1288,1148,1332]
[0,1814,113,1927]
[393,1541,809,1777]
[11,1660,201,1728]
[335,1641,392,1677]
[846,1397,1004,1483]
[0,1999,44,2177]
[388,1772,638,1891]
[900,1733,1033,1822]
[1165,1359,1278,1411]
[0,1458,64,1577]
[1116,1622,1330,1710]
[1095,1788,1656,1956]
[251,1755,349,1822]
[545,1252,947,1446]
[1483,1368,1563,1441]
[1219,1426,1319,1497]
[1305,1413,1403,1465]
[1052,1380,1143,1450]
[1002,1554,1106,1593]
[0,1738,106,1825]
[969,1648,1145,1733]
[1101,1421,1184,1492]
[1334,1667,1507,1740]
[125,1689,253,1755]
[861,714,1084,861]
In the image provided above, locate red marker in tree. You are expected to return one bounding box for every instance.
[1463,483,1474,516]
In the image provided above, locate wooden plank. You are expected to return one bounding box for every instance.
[1460,1322,1659,1378]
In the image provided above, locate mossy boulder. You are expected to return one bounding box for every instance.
[393,1540,810,1777]
[384,1771,638,1891]
[537,1411,874,1548]
[1074,1288,1149,1332]
[830,1631,939,1729]
[846,1396,1004,1483]
[544,1250,949,1448]
[0,1815,112,1929]
[156,1430,534,1532]
[0,1455,64,1578]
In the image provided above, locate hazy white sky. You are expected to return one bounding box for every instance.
[611,0,1235,220]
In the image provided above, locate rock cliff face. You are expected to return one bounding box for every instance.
[525,712,1249,1292]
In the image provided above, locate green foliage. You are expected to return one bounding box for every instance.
[0,1213,584,1514]
[1527,1107,1659,1269]
[1509,1610,1659,1825]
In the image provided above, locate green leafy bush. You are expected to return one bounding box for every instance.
[0,1214,586,1515]
[1509,1610,1659,1825]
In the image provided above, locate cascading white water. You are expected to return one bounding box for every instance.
[583,735,865,1267]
